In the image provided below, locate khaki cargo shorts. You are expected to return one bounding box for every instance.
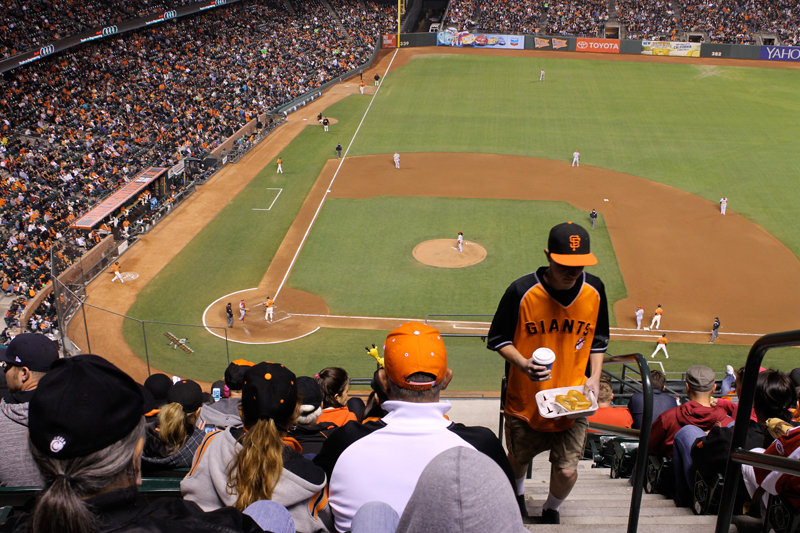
[504,415,588,470]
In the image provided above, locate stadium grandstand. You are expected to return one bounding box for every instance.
[1,0,800,531]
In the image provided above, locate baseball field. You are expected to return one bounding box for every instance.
[79,47,800,391]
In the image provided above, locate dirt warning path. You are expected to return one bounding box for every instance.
[79,47,800,384]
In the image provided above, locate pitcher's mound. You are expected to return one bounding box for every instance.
[413,239,487,268]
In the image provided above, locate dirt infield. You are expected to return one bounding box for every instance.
[413,239,487,268]
[78,47,800,384]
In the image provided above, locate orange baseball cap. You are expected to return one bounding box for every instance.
[383,322,447,391]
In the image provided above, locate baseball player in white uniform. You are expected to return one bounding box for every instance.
[276,157,283,174]
[572,150,580,167]
[635,306,644,329]
[393,151,400,169]
[239,299,246,323]
[719,197,727,215]
[540,69,545,81]
[457,231,463,253]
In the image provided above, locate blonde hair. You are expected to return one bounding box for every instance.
[157,402,195,454]
[227,401,300,510]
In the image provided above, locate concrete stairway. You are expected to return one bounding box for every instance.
[521,454,722,532]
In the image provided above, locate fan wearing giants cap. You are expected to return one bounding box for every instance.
[487,221,609,524]
[0,333,60,487]
[313,322,516,532]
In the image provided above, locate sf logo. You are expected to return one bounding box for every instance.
[569,235,581,251]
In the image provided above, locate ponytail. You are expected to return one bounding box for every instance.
[228,418,285,510]
[157,402,189,453]
[27,417,146,533]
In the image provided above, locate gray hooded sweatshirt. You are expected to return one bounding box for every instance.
[199,397,242,429]
[0,399,44,487]
[395,447,527,533]
[181,426,333,533]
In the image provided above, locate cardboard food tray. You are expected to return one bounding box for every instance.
[535,385,598,419]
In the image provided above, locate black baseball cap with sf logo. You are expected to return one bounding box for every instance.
[547,222,598,267]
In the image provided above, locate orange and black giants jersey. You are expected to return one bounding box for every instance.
[488,267,610,432]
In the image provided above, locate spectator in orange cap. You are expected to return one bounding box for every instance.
[313,322,516,533]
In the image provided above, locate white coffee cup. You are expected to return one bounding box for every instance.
[532,348,556,380]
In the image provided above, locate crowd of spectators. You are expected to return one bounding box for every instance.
[0,0,392,337]
[476,0,541,34]
[447,0,478,30]
[0,324,525,533]
[541,0,609,36]
[680,0,800,44]
[592,361,800,529]
[470,0,606,36]
[0,0,213,60]
[327,0,396,48]
[752,0,800,45]
[680,0,755,44]
[616,0,680,41]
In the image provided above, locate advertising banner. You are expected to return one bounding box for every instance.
[382,34,397,48]
[532,36,570,51]
[641,41,701,57]
[576,38,619,54]
[437,29,524,49]
[760,46,800,62]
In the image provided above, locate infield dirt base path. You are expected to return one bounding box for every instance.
[79,47,800,383]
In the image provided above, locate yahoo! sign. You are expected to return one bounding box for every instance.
[760,46,800,62]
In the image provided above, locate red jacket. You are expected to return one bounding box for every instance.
[755,425,800,507]
[648,401,734,458]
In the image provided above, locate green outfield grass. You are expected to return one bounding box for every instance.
[290,197,625,322]
[354,54,800,258]
[118,52,800,387]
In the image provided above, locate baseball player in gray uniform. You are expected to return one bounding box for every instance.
[635,306,644,329]
[709,317,720,343]
[457,231,463,253]
[572,150,580,167]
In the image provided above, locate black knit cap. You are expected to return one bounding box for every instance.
[241,362,297,425]
[167,380,203,413]
[224,361,252,391]
[297,376,322,410]
[28,354,145,459]
[143,373,173,406]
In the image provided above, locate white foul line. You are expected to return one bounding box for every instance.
[252,188,283,211]
[610,327,763,337]
[274,48,401,301]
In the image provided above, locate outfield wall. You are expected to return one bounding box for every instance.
[395,32,800,63]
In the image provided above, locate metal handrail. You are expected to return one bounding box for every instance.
[600,353,653,533]
[715,329,800,533]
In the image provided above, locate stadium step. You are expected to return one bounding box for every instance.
[521,455,730,532]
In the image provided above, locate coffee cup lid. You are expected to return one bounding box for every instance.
[532,347,556,365]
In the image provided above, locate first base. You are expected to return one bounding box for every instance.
[644,327,650,331]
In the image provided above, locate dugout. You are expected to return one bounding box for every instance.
[72,167,168,235]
